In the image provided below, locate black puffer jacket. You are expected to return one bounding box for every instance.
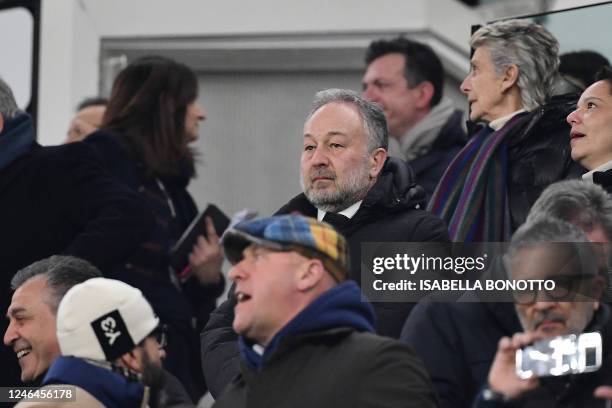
[503,94,586,230]
[201,157,449,397]
[276,157,449,289]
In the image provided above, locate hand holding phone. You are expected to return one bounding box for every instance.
[487,332,541,401]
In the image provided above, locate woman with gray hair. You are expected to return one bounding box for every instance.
[429,19,583,242]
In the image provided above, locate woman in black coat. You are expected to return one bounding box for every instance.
[86,56,224,401]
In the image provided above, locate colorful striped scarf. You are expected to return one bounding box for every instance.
[428,114,526,242]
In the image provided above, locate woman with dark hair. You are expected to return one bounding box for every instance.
[86,56,224,401]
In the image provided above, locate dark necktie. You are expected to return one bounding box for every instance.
[322,212,351,228]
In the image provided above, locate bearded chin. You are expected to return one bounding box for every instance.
[301,168,371,213]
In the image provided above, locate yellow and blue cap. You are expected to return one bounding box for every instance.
[222,214,349,282]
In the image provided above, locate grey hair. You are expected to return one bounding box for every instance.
[11,256,102,314]
[508,217,600,275]
[0,77,20,119]
[306,88,388,151]
[511,217,588,249]
[527,180,612,240]
[471,19,559,111]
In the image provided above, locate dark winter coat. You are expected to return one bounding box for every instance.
[411,110,467,201]
[85,131,224,400]
[0,114,153,389]
[401,299,521,408]
[213,282,438,408]
[502,94,586,230]
[201,157,449,397]
[592,169,612,194]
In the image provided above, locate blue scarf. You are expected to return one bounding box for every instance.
[43,356,145,408]
[0,113,35,172]
[239,281,376,371]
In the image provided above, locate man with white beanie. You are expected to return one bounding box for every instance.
[16,277,167,408]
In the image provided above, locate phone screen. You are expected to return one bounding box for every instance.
[516,332,602,379]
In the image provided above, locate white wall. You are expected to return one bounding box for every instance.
[37,0,479,145]
[38,0,99,144]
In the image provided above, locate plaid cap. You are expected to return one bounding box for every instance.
[222,214,349,282]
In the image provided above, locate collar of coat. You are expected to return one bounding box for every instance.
[277,157,427,236]
[238,281,376,372]
[43,356,147,408]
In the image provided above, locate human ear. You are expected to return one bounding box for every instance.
[500,65,519,93]
[414,81,435,109]
[369,148,387,179]
[296,259,325,291]
[118,348,143,372]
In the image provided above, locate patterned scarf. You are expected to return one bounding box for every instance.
[428,114,526,242]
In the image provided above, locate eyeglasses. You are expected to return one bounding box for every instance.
[512,275,597,305]
[149,324,168,349]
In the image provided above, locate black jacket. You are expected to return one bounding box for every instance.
[502,94,586,230]
[401,299,521,408]
[411,110,467,201]
[213,282,438,408]
[86,131,224,401]
[593,169,612,194]
[0,114,153,388]
[201,157,449,397]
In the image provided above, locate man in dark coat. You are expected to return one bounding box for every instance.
[202,88,449,397]
[362,36,467,201]
[0,77,152,389]
[402,180,612,408]
[213,214,438,408]
[567,65,612,194]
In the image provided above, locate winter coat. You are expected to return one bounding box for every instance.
[502,94,585,230]
[592,168,612,194]
[0,114,153,389]
[85,131,224,400]
[401,299,521,408]
[213,282,438,408]
[201,157,449,397]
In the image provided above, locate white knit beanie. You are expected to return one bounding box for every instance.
[56,277,159,361]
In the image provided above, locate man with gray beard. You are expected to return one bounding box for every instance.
[201,88,449,397]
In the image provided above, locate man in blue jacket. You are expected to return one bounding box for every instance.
[212,214,437,408]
